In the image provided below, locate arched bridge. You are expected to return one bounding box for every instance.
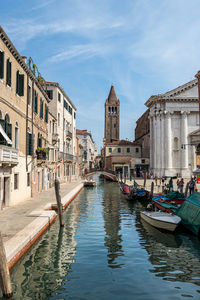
[85,168,118,181]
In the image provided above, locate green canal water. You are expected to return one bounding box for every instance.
[7,178,200,299]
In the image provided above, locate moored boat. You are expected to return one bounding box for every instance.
[84,180,96,187]
[140,211,181,232]
[153,191,185,213]
[176,192,200,237]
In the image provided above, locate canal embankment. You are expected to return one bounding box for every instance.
[0,181,84,269]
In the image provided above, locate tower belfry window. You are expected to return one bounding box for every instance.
[112,107,114,113]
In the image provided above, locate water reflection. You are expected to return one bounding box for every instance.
[103,182,124,269]
[138,212,200,288]
[10,198,80,299]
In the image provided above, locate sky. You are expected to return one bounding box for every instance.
[1,0,200,152]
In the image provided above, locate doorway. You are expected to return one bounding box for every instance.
[2,177,10,207]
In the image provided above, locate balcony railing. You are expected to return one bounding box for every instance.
[36,149,47,160]
[0,145,19,166]
[58,151,76,161]
[52,133,59,145]
[66,130,72,140]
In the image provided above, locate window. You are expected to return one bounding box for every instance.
[14,173,19,190]
[136,148,139,153]
[47,90,53,100]
[74,112,76,119]
[37,133,42,148]
[27,86,31,105]
[142,159,145,164]
[16,70,24,96]
[58,138,60,150]
[15,123,19,149]
[27,173,30,186]
[58,113,60,127]
[64,99,68,110]
[58,92,61,102]
[117,148,121,153]
[27,133,33,155]
[0,114,12,145]
[40,99,44,119]
[49,120,51,133]
[0,50,4,79]
[45,104,48,123]
[127,148,130,153]
[109,148,112,153]
[6,59,12,87]
[34,90,38,114]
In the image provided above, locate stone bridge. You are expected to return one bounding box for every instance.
[85,168,118,182]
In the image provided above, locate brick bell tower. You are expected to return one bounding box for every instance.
[104,85,120,143]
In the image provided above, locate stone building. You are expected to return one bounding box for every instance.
[104,85,120,143]
[145,77,200,178]
[134,109,150,158]
[76,129,97,170]
[42,81,77,182]
[0,26,58,207]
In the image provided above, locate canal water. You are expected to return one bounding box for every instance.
[8,178,200,299]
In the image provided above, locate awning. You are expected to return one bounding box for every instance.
[0,124,12,145]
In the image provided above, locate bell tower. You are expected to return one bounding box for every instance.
[104,85,120,143]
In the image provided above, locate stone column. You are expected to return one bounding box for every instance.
[153,115,157,174]
[160,112,165,174]
[165,111,172,170]
[149,115,153,169]
[181,111,188,169]
[156,113,161,177]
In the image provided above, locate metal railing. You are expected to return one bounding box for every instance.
[58,151,76,161]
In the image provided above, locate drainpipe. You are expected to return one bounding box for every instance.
[31,80,35,197]
[26,75,29,172]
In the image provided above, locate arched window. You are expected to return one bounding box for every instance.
[174,137,178,150]
[5,113,10,123]
[112,107,114,113]
[37,133,42,148]
[15,121,19,149]
[115,107,117,113]
[108,106,111,113]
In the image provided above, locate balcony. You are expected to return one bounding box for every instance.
[66,130,72,141]
[36,148,47,161]
[0,145,19,167]
[58,151,76,162]
[52,133,59,145]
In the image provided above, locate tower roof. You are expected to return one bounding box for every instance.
[107,85,118,104]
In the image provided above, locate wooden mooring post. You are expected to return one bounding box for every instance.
[143,172,147,188]
[150,181,154,198]
[54,179,64,227]
[0,232,13,298]
[184,182,189,198]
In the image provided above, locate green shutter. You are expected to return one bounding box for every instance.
[19,74,24,96]
[40,99,43,119]
[27,133,33,155]
[0,51,4,79]
[6,60,11,86]
[16,70,19,94]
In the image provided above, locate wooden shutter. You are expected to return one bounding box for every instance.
[40,99,43,119]
[6,59,11,86]
[16,70,19,94]
[19,74,24,96]
[0,51,4,79]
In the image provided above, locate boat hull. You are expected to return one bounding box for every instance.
[140,211,181,232]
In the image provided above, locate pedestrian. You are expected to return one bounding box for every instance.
[179,178,184,194]
[189,178,195,195]
[155,175,158,186]
[169,178,173,191]
[176,178,180,191]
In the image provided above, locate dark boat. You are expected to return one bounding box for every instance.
[153,191,185,214]
[125,181,150,201]
[120,183,131,195]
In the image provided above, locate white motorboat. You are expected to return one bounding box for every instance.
[140,211,181,232]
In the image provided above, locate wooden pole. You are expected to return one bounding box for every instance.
[143,172,147,188]
[150,181,154,198]
[184,182,189,198]
[0,232,13,298]
[54,179,64,227]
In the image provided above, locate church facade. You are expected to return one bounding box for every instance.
[145,78,200,178]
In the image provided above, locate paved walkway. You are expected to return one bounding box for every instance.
[0,180,84,268]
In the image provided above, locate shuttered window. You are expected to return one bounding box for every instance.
[6,59,12,86]
[34,90,38,114]
[40,98,44,119]
[0,119,12,145]
[45,104,48,123]
[16,71,24,96]
[0,51,4,79]
[27,133,33,155]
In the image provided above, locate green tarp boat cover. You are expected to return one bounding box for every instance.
[166,191,185,200]
[176,192,200,236]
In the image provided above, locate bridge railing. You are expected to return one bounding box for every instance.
[87,168,117,176]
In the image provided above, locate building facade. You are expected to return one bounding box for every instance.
[145,78,200,178]
[76,129,97,170]
[42,82,77,182]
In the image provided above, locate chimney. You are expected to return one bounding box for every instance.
[21,56,27,64]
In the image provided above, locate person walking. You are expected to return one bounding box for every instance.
[176,179,180,191]
[179,178,184,194]
[169,178,173,191]
[189,178,195,195]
